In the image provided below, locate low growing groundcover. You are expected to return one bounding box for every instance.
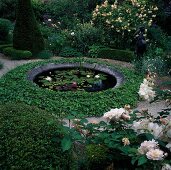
[0,58,143,117]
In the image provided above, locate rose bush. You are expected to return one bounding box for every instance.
[92,0,158,49]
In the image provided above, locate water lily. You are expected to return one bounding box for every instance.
[45,76,52,81]
[95,75,100,79]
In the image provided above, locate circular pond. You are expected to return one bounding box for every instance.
[28,63,124,92]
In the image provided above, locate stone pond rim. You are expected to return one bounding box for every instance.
[27,62,125,89]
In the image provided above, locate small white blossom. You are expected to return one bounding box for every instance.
[86,75,91,78]
[122,138,130,146]
[71,32,75,36]
[48,19,52,22]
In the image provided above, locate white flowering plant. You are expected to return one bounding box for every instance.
[59,76,171,169]
[92,0,158,49]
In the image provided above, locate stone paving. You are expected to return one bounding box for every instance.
[0,53,170,124]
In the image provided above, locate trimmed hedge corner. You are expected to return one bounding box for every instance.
[3,47,32,59]
[0,58,143,117]
[0,44,12,52]
[0,103,71,170]
[97,48,134,62]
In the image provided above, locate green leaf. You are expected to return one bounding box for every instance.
[138,156,148,166]
[61,136,72,152]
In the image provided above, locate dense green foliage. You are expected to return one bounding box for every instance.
[0,18,12,42]
[3,47,32,60]
[13,0,44,54]
[34,50,53,59]
[85,144,110,170]
[0,103,72,170]
[93,47,134,62]
[59,47,83,57]
[0,58,143,117]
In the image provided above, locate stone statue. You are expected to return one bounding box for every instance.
[134,26,147,60]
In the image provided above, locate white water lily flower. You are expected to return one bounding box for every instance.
[45,76,52,81]
[103,108,125,120]
[95,75,100,78]
[146,149,164,160]
[138,139,158,154]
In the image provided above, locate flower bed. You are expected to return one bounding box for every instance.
[0,58,143,117]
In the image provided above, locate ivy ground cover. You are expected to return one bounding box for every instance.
[0,58,143,117]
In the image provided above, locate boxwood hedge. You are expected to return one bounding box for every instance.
[0,58,143,117]
[0,102,72,170]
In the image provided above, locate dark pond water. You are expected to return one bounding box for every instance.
[34,67,117,92]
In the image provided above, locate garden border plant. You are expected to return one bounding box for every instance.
[0,58,143,117]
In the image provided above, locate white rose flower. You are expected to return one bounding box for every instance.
[138,139,158,154]
[147,122,163,138]
[103,108,125,120]
[166,129,171,138]
[166,142,171,152]
[146,149,164,160]
[162,164,171,170]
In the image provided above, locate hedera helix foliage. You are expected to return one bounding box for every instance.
[0,58,143,117]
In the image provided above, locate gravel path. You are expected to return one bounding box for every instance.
[0,53,170,123]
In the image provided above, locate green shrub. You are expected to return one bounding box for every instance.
[85,144,109,170]
[0,102,71,170]
[13,0,45,54]
[0,58,143,117]
[97,48,134,62]
[133,47,168,75]
[0,44,12,52]
[59,47,83,57]
[3,47,32,60]
[0,18,12,41]
[34,50,53,59]
[71,23,103,54]
[148,27,170,51]
[47,33,66,55]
